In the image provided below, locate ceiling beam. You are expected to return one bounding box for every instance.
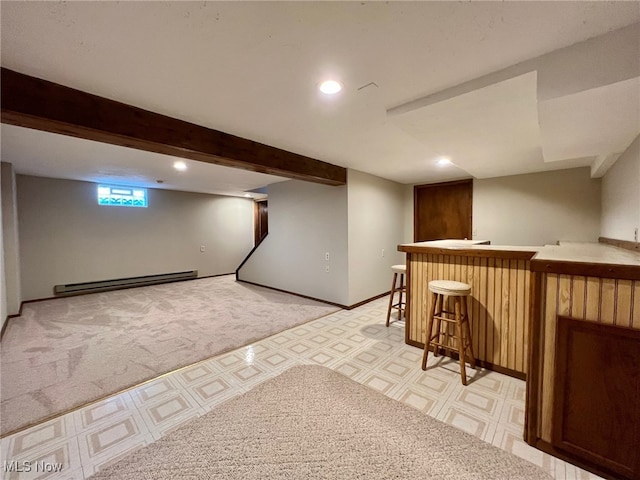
[0,68,346,186]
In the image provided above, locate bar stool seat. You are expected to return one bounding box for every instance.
[385,265,406,327]
[421,279,476,385]
[427,280,471,296]
[391,265,406,275]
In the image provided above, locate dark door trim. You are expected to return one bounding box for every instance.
[254,199,268,246]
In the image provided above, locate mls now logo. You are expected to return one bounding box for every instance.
[3,460,63,473]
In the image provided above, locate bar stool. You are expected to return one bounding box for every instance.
[421,280,476,385]
[385,265,406,327]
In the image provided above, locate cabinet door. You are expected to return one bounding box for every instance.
[553,316,640,480]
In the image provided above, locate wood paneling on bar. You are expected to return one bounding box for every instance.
[534,273,639,444]
[407,253,531,374]
[0,68,347,186]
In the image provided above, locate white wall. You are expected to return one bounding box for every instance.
[473,167,601,246]
[1,163,21,315]
[17,175,254,300]
[237,179,349,305]
[601,134,640,242]
[347,170,405,305]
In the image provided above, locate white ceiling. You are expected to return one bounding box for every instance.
[391,72,547,179]
[1,1,639,196]
[539,77,640,164]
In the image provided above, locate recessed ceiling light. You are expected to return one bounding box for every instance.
[173,161,187,171]
[319,80,343,95]
[244,193,252,198]
[437,157,452,166]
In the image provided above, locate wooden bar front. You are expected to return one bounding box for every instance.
[526,258,640,480]
[400,243,537,378]
[400,240,640,479]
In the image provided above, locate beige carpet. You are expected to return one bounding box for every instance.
[0,276,339,435]
[88,365,552,479]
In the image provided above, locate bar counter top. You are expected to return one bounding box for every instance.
[533,241,640,266]
[399,240,640,271]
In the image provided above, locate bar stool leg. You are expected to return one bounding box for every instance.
[421,292,438,370]
[385,272,398,327]
[461,298,476,368]
[398,273,405,319]
[433,294,444,357]
[454,298,468,386]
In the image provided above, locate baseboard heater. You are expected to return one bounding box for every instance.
[54,270,198,296]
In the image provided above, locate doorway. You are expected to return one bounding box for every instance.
[414,179,472,242]
[254,200,268,245]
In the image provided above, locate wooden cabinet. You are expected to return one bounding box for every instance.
[553,317,640,480]
[527,259,640,480]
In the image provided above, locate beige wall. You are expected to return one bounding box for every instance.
[2,163,21,315]
[404,167,601,246]
[17,175,254,301]
[473,168,601,246]
[601,134,640,242]
[238,179,350,305]
[403,184,414,243]
[347,170,405,305]
[238,171,408,307]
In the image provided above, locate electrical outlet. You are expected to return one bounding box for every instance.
[200,245,206,252]
[325,265,330,273]
[325,252,330,261]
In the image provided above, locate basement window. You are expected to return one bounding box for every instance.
[97,185,148,208]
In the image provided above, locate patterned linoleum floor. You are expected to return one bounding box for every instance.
[1,297,603,480]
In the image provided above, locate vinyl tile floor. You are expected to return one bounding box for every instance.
[0,297,604,480]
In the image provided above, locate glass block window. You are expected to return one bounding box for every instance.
[97,185,148,207]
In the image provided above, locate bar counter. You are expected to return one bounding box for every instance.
[398,240,540,378]
[526,241,639,480]
[398,239,640,479]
